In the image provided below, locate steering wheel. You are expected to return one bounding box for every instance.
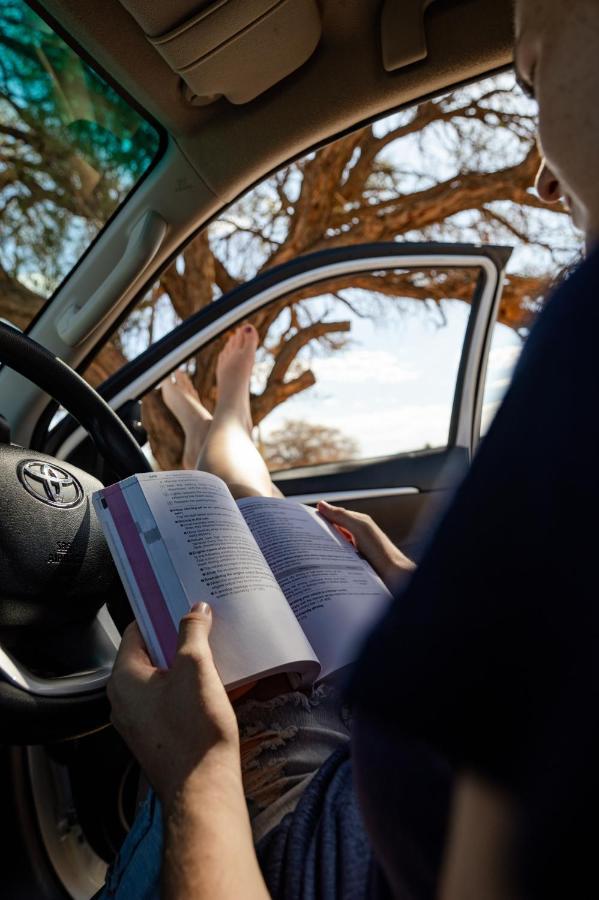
[0,323,151,744]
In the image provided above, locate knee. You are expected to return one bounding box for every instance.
[227,482,264,500]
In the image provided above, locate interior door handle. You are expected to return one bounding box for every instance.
[57,211,167,347]
[381,0,437,71]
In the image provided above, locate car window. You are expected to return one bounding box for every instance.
[0,0,162,332]
[139,265,482,471]
[480,320,523,437]
[479,265,568,437]
[71,70,581,468]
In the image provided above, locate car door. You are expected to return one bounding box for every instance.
[39,241,511,560]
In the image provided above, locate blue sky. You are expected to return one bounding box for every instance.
[254,295,522,460]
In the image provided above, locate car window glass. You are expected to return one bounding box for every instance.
[479,262,575,437]
[52,70,582,469]
[0,0,161,332]
[139,266,481,472]
[480,320,523,437]
[81,71,580,398]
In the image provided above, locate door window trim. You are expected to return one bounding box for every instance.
[282,486,420,504]
[45,242,509,462]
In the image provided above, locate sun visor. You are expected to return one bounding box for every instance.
[381,0,438,71]
[118,0,322,105]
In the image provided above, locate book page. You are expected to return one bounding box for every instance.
[238,497,392,679]
[129,472,318,688]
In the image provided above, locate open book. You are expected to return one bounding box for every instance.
[93,471,392,690]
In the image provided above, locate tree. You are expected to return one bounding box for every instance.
[0,0,158,338]
[139,75,577,469]
[0,8,579,469]
[259,420,360,471]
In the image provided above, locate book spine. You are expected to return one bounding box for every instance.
[95,481,179,667]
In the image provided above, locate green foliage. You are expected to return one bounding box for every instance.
[0,0,160,301]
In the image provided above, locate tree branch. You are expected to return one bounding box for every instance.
[267,319,351,387]
[251,369,316,424]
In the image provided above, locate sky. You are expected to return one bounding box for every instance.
[254,293,523,461]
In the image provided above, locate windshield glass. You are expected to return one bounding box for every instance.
[0,0,162,331]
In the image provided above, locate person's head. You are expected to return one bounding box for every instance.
[515,0,599,249]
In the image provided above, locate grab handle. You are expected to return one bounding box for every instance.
[57,211,167,347]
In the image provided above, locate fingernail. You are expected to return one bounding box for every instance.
[244,325,253,333]
[191,601,211,616]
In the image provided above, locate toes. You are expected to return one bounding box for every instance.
[240,323,258,350]
[218,324,258,369]
[160,374,177,397]
[164,370,194,398]
[224,329,238,354]
[177,371,196,396]
[216,333,234,370]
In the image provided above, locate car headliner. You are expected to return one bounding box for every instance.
[36,0,513,199]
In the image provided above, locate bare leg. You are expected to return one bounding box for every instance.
[197,324,283,500]
[161,331,284,706]
[161,370,213,470]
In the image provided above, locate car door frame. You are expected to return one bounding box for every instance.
[38,240,510,549]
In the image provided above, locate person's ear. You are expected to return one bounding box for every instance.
[535,158,563,204]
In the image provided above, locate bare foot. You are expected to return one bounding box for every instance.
[161,370,212,469]
[215,324,259,433]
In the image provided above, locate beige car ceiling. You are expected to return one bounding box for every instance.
[40,0,513,197]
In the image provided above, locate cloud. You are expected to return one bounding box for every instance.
[486,343,521,373]
[483,376,512,401]
[480,400,502,436]
[262,402,451,458]
[311,349,419,386]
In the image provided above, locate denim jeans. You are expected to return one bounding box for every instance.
[93,682,351,899]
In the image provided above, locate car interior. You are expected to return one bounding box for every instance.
[0,0,519,897]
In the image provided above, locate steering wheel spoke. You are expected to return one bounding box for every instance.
[0,323,148,742]
[0,606,119,697]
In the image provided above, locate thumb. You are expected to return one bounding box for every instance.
[317,500,357,527]
[317,499,345,519]
[176,601,213,655]
[318,500,385,559]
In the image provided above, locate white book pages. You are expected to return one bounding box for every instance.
[238,497,392,679]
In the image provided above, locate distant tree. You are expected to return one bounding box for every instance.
[259,420,360,471]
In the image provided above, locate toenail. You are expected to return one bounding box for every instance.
[244,325,252,333]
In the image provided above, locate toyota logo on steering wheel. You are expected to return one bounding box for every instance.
[17,460,83,508]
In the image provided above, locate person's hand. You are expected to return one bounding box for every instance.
[317,500,416,593]
[107,602,240,812]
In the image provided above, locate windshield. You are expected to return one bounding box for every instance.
[0,0,162,331]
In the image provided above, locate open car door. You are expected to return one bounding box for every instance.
[40,241,511,560]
